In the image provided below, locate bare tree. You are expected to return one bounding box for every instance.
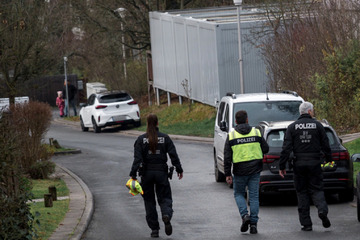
[254,0,360,99]
[0,0,78,102]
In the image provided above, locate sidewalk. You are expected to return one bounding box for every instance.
[48,165,93,240]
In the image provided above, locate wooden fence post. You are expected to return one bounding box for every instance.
[48,186,57,201]
[44,193,53,207]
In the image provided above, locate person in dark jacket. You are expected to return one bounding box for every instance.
[279,101,332,231]
[224,110,269,234]
[129,114,183,238]
[62,80,77,117]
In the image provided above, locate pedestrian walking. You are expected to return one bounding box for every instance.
[129,113,184,238]
[55,91,65,117]
[224,110,269,234]
[279,101,332,231]
[62,80,77,117]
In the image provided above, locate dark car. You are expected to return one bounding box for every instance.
[257,120,354,204]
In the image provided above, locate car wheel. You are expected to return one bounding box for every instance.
[134,121,141,127]
[214,151,225,182]
[357,173,360,222]
[338,188,354,202]
[92,117,101,133]
[357,188,360,222]
[80,117,89,132]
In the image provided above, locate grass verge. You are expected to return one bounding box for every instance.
[344,138,360,186]
[31,199,69,240]
[137,102,216,137]
[30,178,69,239]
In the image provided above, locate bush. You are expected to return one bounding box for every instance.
[0,112,37,239]
[8,101,53,176]
[312,40,360,132]
[28,160,56,179]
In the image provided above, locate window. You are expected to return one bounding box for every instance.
[217,102,225,126]
[233,101,302,127]
[88,95,96,105]
[99,93,131,103]
[266,130,286,148]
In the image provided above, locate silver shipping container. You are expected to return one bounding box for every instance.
[149,6,270,107]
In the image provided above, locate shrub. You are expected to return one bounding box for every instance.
[28,160,56,179]
[0,111,37,239]
[8,101,53,176]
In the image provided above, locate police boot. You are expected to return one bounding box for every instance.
[162,215,172,236]
[151,229,159,238]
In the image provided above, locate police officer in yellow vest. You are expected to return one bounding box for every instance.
[224,110,269,234]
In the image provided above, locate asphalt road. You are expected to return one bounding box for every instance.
[47,122,360,240]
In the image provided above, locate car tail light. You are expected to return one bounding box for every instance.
[127,101,137,105]
[95,105,107,109]
[98,116,100,122]
[137,111,140,117]
[263,155,280,163]
[332,151,350,161]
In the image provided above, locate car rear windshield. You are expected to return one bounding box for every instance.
[266,128,340,148]
[233,101,302,127]
[99,93,131,103]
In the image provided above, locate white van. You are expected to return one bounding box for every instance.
[213,91,304,182]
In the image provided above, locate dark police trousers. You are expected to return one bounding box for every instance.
[293,163,328,227]
[141,170,173,230]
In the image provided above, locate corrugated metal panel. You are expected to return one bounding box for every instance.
[217,24,241,99]
[150,7,270,107]
[242,21,268,93]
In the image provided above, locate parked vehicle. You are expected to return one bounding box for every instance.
[352,153,360,221]
[258,120,354,203]
[213,91,304,182]
[79,91,140,133]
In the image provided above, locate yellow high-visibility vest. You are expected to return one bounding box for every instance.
[229,127,263,163]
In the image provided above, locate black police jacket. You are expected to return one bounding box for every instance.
[129,129,183,178]
[224,123,269,177]
[279,114,332,170]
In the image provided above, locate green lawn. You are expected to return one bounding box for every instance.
[31,199,69,240]
[343,138,360,186]
[30,178,69,239]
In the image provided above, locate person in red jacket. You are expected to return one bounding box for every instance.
[55,91,65,117]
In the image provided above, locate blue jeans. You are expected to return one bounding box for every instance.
[233,173,260,224]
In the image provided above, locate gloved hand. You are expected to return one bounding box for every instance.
[126,178,144,196]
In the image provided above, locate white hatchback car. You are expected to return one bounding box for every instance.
[79,91,140,133]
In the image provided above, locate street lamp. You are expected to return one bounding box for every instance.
[63,57,70,117]
[115,7,127,81]
[233,0,244,94]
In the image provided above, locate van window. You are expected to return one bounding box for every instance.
[217,102,226,126]
[233,101,302,127]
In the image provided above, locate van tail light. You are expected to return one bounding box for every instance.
[137,111,140,117]
[263,155,280,163]
[332,151,350,161]
[95,105,107,109]
[128,101,137,105]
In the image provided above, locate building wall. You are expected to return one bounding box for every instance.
[149,9,269,107]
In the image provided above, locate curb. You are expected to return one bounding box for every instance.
[53,149,82,155]
[48,165,94,240]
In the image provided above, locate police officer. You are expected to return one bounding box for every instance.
[279,101,332,231]
[224,110,269,234]
[129,114,183,238]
